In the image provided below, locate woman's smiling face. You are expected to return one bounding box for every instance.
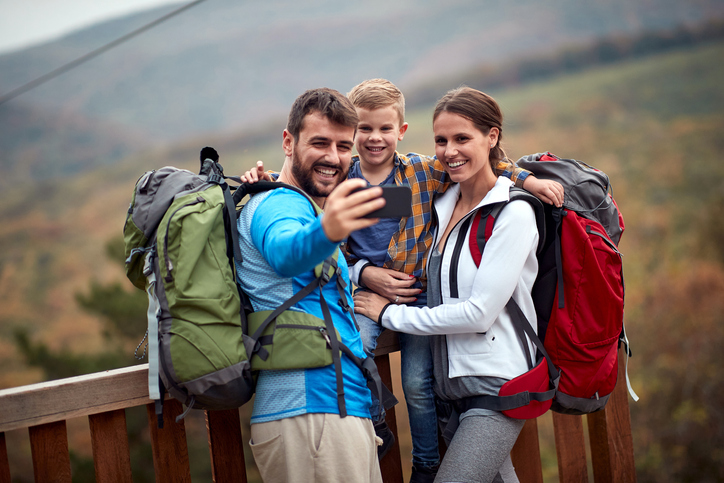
[433,111,498,184]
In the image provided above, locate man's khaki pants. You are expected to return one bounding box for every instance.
[250,412,383,483]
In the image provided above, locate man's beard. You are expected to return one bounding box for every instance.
[291,147,347,199]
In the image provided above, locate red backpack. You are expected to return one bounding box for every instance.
[467,152,634,418]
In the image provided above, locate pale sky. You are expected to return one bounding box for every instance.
[0,0,186,54]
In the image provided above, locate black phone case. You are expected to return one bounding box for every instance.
[363,186,412,218]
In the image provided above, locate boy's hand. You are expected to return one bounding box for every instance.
[360,267,419,304]
[522,176,564,208]
[240,161,272,183]
[353,290,390,324]
[322,179,386,242]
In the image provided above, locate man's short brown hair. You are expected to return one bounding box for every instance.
[346,78,405,126]
[286,88,359,141]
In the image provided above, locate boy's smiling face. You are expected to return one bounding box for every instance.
[355,106,408,169]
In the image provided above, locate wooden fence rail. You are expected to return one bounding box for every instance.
[0,330,635,482]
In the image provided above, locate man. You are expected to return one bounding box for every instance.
[235,88,386,483]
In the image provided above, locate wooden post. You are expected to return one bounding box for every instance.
[89,409,133,483]
[553,413,589,483]
[0,433,11,483]
[29,421,72,483]
[376,352,404,483]
[587,348,636,482]
[146,399,192,483]
[206,409,247,483]
[511,418,543,483]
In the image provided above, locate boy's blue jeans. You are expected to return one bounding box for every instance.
[356,312,440,469]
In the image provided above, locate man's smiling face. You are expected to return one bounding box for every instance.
[284,111,355,199]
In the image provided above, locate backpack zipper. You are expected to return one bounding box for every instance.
[585,225,622,256]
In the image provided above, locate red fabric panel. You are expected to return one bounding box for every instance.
[499,360,552,419]
[469,214,482,266]
[546,212,623,399]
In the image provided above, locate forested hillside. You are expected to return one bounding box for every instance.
[1,39,722,482]
[2,0,723,189]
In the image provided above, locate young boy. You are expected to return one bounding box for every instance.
[343,79,562,483]
[241,79,563,483]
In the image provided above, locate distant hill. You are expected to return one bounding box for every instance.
[2,37,724,482]
[1,0,724,187]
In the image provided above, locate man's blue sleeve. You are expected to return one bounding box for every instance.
[250,189,339,278]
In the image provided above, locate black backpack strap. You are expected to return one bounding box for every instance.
[232,180,294,205]
[317,266,348,417]
[220,183,243,264]
[506,298,560,388]
[338,343,398,419]
[551,207,565,308]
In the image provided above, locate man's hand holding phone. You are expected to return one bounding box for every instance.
[323,181,413,242]
[322,179,386,242]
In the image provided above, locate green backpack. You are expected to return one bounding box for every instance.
[124,148,394,425]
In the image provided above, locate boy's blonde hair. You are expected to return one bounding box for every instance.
[347,78,405,126]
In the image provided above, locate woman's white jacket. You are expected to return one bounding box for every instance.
[380,177,540,381]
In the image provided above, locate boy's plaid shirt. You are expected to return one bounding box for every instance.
[342,152,530,291]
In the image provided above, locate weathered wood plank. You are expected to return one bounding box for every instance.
[375,353,404,483]
[553,413,589,483]
[511,418,543,483]
[29,421,72,483]
[89,409,133,483]
[0,365,151,432]
[375,329,400,356]
[146,399,191,483]
[588,348,636,483]
[0,432,11,483]
[206,409,246,483]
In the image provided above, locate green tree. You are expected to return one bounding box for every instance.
[14,237,147,379]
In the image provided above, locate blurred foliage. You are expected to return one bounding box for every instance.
[13,329,127,381]
[632,264,724,482]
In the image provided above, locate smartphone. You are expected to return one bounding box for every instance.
[354,185,412,218]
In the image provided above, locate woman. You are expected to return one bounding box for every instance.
[353,87,559,483]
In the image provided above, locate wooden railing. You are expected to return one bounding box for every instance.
[0,330,636,482]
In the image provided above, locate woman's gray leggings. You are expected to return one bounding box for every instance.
[434,411,525,483]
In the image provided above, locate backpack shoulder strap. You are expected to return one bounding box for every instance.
[233,180,313,206]
[469,187,546,267]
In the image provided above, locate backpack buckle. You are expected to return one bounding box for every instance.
[319,260,333,285]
